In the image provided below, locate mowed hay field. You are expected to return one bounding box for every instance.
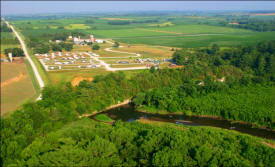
[1,62,36,116]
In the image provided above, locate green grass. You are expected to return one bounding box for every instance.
[95,114,113,122]
[116,31,275,48]
[148,24,252,34]
[11,16,275,49]
[24,59,41,96]
[65,24,90,30]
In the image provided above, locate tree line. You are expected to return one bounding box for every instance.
[0,22,12,32]
[202,15,275,32]
[4,118,274,167]
[4,48,24,57]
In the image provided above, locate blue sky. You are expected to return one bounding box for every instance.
[1,1,275,15]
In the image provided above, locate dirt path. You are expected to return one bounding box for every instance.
[71,76,94,87]
[78,99,131,118]
[1,73,26,88]
[262,141,275,149]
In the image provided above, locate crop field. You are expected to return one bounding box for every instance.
[144,25,253,34]
[6,13,275,86]
[11,15,275,48]
[1,61,36,116]
[148,21,174,27]
[117,31,275,48]
[65,24,91,30]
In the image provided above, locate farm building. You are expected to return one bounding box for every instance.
[71,34,104,45]
[72,35,95,45]
[95,39,104,43]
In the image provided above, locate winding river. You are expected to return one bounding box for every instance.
[90,104,275,140]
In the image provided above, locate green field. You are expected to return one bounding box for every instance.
[65,24,91,30]
[117,31,275,48]
[7,13,275,87]
[11,15,275,49]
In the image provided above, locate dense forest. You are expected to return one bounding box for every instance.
[133,41,275,129]
[1,41,275,166]
[3,118,275,167]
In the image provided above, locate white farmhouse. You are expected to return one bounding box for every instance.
[95,39,104,43]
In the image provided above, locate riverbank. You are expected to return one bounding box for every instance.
[87,103,275,139]
[136,106,275,132]
[78,99,131,118]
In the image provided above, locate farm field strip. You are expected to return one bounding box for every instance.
[110,33,226,39]
[1,62,36,115]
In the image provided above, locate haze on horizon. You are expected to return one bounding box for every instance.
[1,1,275,16]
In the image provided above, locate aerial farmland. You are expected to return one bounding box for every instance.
[2,1,275,166]
[3,13,274,85]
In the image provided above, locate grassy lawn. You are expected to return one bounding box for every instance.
[95,114,113,122]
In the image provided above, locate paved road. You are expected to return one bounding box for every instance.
[5,20,45,100]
